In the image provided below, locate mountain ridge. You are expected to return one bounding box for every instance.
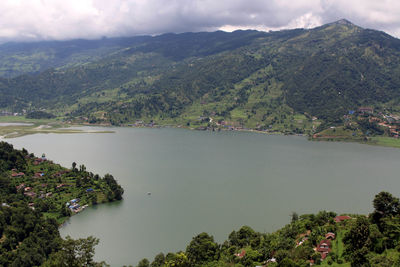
[1,19,400,136]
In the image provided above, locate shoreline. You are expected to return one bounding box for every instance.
[2,118,400,149]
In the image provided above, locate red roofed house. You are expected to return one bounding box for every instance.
[325,232,336,240]
[24,191,36,198]
[34,172,44,178]
[56,183,68,189]
[16,183,25,191]
[316,239,331,260]
[334,216,351,223]
[235,250,246,259]
[12,172,25,177]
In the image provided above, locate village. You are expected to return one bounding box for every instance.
[3,150,117,223]
[233,215,353,266]
[346,107,400,138]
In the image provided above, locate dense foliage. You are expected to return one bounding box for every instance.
[136,192,400,267]
[26,111,56,119]
[0,141,123,266]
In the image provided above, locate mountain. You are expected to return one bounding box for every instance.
[1,20,400,132]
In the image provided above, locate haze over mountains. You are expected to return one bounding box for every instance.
[1,19,400,129]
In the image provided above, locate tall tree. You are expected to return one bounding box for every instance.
[343,216,371,266]
[372,191,400,224]
[42,236,107,267]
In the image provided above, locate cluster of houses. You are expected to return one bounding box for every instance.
[0,110,22,116]
[127,120,155,127]
[232,215,353,266]
[377,117,400,138]
[345,107,400,138]
[33,154,47,165]
[11,168,45,179]
[15,182,53,199]
[66,198,81,212]
[292,215,352,266]
[11,169,25,177]
[66,198,89,213]
[315,233,335,261]
[311,216,351,264]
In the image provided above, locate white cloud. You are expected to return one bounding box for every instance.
[0,0,399,42]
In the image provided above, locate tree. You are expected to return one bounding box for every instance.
[372,192,400,224]
[291,212,299,223]
[43,236,107,267]
[151,253,165,267]
[165,252,189,267]
[137,258,150,267]
[186,232,219,265]
[79,164,86,172]
[60,205,71,217]
[72,162,77,171]
[343,216,371,266]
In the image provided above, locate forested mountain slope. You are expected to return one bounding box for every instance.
[1,19,400,131]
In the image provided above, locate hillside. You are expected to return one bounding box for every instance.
[136,191,400,267]
[0,141,123,266]
[1,20,400,136]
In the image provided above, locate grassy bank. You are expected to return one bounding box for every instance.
[0,116,114,138]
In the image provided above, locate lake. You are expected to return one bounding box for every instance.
[7,127,400,266]
[0,122,33,126]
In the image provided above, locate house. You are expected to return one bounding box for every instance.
[69,204,81,212]
[334,215,351,223]
[56,183,67,189]
[11,172,25,177]
[234,250,246,259]
[24,187,32,192]
[358,107,374,114]
[34,172,44,178]
[33,158,43,165]
[24,191,37,198]
[325,232,335,240]
[296,237,308,247]
[316,239,331,260]
[86,188,94,193]
[16,183,25,191]
[299,230,311,238]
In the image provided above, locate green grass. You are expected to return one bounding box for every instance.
[370,137,400,148]
[0,116,57,123]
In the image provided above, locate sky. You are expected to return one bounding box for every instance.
[1,0,400,43]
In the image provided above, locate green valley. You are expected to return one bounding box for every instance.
[0,19,399,145]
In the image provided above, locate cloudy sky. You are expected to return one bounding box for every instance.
[1,0,400,42]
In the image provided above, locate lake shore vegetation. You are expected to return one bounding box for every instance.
[135,192,400,267]
[0,141,123,266]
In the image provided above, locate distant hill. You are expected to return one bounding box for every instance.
[1,20,400,131]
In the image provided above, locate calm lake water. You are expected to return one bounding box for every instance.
[7,127,400,266]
